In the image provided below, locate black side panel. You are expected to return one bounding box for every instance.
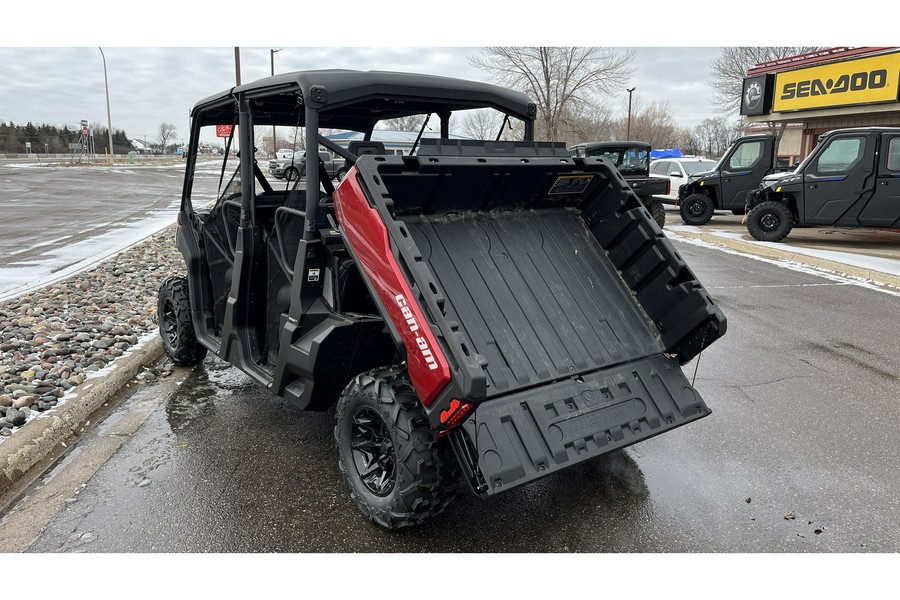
[585,196,725,363]
[274,311,397,411]
[463,353,709,495]
[407,210,663,398]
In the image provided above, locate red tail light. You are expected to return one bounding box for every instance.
[440,399,474,428]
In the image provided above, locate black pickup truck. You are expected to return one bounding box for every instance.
[745,127,900,241]
[569,141,669,228]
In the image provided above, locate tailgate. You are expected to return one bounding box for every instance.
[451,353,709,495]
[628,176,668,196]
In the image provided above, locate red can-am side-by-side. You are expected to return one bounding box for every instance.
[159,70,726,528]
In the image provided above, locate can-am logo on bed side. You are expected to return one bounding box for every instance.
[395,294,438,371]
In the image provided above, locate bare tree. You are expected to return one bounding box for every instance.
[469,47,635,141]
[157,122,177,154]
[557,103,616,147]
[709,47,825,154]
[276,128,304,151]
[380,115,430,132]
[253,127,267,155]
[459,109,502,140]
[613,99,682,149]
[690,117,741,158]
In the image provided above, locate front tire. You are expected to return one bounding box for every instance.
[746,200,794,242]
[335,366,460,529]
[335,168,348,182]
[158,277,208,366]
[679,193,715,226]
[285,166,300,182]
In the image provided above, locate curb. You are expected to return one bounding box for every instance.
[0,336,163,498]
[671,229,900,290]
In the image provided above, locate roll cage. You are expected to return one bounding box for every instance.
[181,69,538,240]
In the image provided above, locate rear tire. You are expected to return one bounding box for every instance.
[335,366,460,529]
[679,193,715,225]
[647,198,666,229]
[746,200,794,242]
[336,168,348,182]
[158,277,208,366]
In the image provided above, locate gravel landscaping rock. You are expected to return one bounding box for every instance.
[0,227,182,440]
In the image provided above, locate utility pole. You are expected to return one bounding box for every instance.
[99,47,115,162]
[234,47,241,86]
[270,48,281,157]
[626,87,636,140]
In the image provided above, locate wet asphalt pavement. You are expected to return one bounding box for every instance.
[9,236,900,553]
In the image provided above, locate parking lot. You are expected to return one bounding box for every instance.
[1,160,899,560]
[2,230,898,554]
[0,159,222,300]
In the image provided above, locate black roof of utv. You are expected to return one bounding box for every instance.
[191,69,537,133]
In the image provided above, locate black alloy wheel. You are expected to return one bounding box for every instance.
[349,407,396,497]
[334,366,461,529]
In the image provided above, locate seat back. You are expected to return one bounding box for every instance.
[344,141,386,171]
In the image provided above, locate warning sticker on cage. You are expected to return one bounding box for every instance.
[307,268,320,282]
[549,175,594,195]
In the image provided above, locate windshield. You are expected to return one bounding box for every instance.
[585,145,649,176]
[683,160,717,175]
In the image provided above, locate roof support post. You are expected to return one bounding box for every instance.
[304,105,320,241]
[238,93,254,227]
[439,110,451,139]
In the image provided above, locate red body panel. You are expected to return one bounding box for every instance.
[333,168,451,407]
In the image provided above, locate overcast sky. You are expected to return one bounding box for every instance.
[0,46,721,144]
[2,3,854,148]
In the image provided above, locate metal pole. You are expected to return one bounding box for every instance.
[270,48,281,157]
[304,105,319,241]
[99,48,115,161]
[626,87,636,140]
[234,47,242,86]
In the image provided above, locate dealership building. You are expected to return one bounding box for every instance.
[741,47,900,164]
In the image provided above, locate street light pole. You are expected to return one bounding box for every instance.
[99,47,115,162]
[626,87,636,140]
[234,47,241,86]
[270,48,282,157]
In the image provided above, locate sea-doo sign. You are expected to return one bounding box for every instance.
[773,52,900,112]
